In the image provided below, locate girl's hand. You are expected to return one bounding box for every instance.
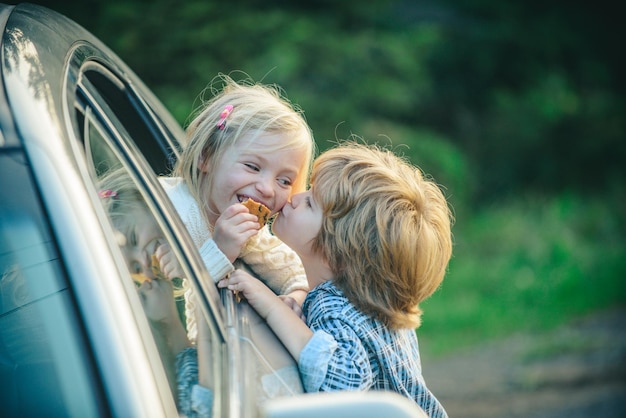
[213,203,261,262]
[154,242,184,279]
[217,269,279,319]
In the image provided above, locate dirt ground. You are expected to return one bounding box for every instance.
[421,307,626,418]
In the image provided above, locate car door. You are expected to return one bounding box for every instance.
[0,2,224,417]
[0,3,234,417]
[74,56,284,418]
[1,3,304,417]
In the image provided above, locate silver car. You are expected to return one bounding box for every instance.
[0,3,426,417]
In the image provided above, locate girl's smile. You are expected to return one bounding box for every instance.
[205,132,306,224]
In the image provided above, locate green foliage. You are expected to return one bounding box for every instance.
[418,190,626,356]
[416,0,626,200]
[35,0,625,203]
[27,0,626,354]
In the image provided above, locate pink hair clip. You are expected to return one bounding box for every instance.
[98,189,118,199]
[216,104,234,130]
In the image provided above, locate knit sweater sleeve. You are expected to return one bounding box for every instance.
[158,177,233,282]
[239,227,308,295]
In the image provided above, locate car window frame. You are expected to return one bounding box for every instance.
[71,59,306,415]
[66,45,242,416]
[67,47,307,415]
[70,47,230,337]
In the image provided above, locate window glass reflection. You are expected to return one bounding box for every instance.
[83,111,217,415]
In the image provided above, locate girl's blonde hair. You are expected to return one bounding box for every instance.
[310,142,453,329]
[174,74,315,223]
[98,167,146,229]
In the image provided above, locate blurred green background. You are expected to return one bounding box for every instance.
[24,0,625,356]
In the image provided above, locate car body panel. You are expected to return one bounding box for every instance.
[1,4,179,416]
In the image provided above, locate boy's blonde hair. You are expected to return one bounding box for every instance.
[310,142,453,329]
[174,74,315,222]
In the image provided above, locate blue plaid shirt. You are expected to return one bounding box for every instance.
[299,281,448,418]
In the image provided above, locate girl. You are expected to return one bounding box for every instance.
[218,142,453,417]
[159,74,316,341]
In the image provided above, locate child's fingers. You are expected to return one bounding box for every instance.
[217,275,238,288]
[216,276,244,302]
[159,260,176,280]
[153,245,169,268]
[218,269,251,287]
[153,244,185,280]
[222,203,259,223]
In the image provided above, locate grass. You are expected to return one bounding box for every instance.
[417,190,626,357]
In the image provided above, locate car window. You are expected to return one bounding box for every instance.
[74,61,181,176]
[0,151,105,417]
[75,72,226,415]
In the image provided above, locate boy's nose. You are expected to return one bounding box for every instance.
[290,192,305,206]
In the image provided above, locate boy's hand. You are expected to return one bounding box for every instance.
[213,203,261,262]
[279,295,304,321]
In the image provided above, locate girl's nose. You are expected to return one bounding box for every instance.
[255,175,274,197]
